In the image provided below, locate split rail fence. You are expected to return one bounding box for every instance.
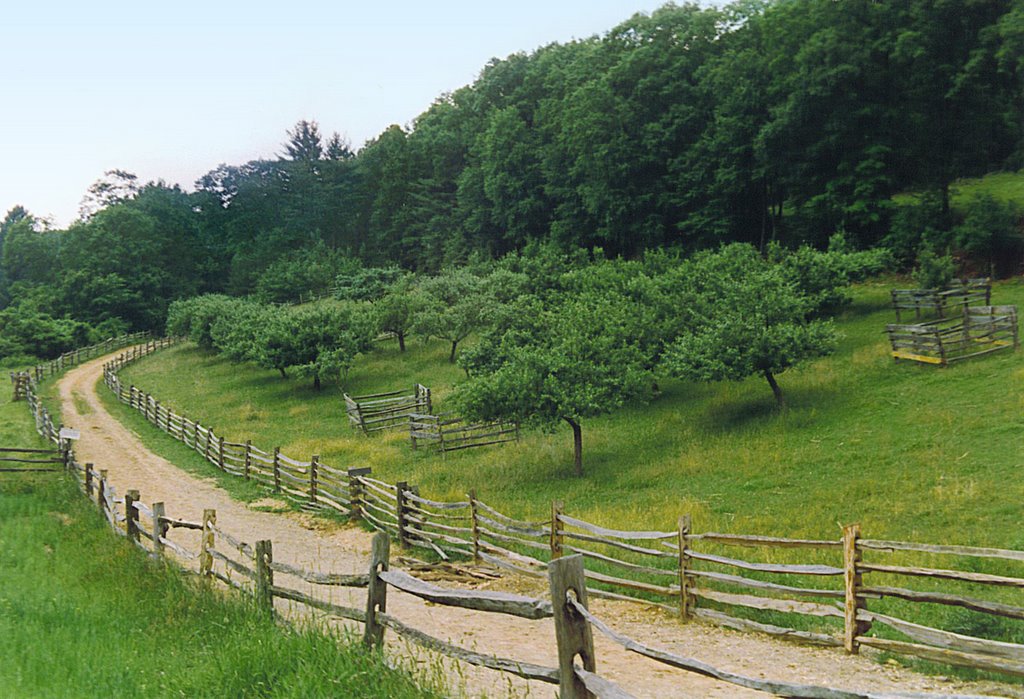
[0,447,68,474]
[97,339,1024,679]
[891,279,991,322]
[345,384,432,434]
[886,305,1019,365]
[409,412,520,452]
[94,338,1024,680]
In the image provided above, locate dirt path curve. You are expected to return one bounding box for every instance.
[57,352,1016,699]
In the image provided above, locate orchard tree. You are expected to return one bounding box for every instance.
[455,293,651,475]
[373,276,423,352]
[414,268,493,362]
[661,244,837,408]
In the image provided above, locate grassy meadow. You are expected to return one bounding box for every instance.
[1,374,444,698]
[114,279,1024,547]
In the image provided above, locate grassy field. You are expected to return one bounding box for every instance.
[1,381,444,698]
[114,279,1024,549]
[892,169,1024,208]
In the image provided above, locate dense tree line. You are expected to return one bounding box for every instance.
[1,0,1021,362]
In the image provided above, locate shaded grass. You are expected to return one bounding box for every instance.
[0,387,444,699]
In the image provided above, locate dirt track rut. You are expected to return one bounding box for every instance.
[54,351,1017,698]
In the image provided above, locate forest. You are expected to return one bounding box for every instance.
[1,0,1023,362]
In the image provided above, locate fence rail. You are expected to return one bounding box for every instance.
[409,412,519,452]
[890,279,991,322]
[345,384,432,434]
[9,332,1013,682]
[886,305,1019,365]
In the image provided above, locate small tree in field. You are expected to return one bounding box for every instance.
[455,293,651,475]
[414,268,493,362]
[373,277,424,352]
[661,244,837,408]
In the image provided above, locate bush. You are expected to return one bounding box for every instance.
[254,243,361,304]
[912,248,956,289]
[954,194,1023,278]
[334,265,408,301]
[884,194,950,268]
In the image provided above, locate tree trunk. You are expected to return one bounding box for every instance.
[563,416,583,476]
[278,367,287,379]
[313,375,321,391]
[398,331,406,353]
[764,371,785,409]
[449,340,458,363]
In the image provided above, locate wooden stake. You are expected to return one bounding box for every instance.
[364,531,390,648]
[84,462,93,497]
[396,481,409,547]
[125,489,140,543]
[348,468,370,520]
[151,502,166,556]
[244,440,251,480]
[200,509,216,577]
[255,540,274,614]
[550,500,565,560]
[97,470,108,511]
[273,447,281,493]
[678,514,691,619]
[548,554,596,699]
[469,489,481,561]
[309,455,319,504]
[843,523,870,653]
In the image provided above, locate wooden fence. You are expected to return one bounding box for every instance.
[886,305,1019,365]
[10,335,1023,694]
[0,447,67,473]
[6,333,1006,682]
[345,384,432,434]
[409,412,519,453]
[891,279,991,322]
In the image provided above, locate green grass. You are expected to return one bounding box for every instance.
[112,278,1024,676]
[893,169,1024,209]
[1,375,445,698]
[117,279,1024,548]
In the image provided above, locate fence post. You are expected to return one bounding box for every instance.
[347,468,370,520]
[217,433,225,471]
[549,554,596,699]
[203,425,212,462]
[125,490,140,543]
[97,469,108,511]
[678,514,691,619]
[200,509,216,577]
[843,523,870,654]
[151,502,166,556]
[255,540,274,614]
[84,463,94,497]
[364,531,390,649]
[273,448,281,493]
[550,500,564,560]
[396,481,409,547]
[469,489,481,561]
[309,455,319,505]
[244,440,252,481]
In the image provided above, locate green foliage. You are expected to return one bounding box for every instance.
[661,244,838,407]
[166,295,244,350]
[373,276,425,352]
[414,268,495,362]
[884,193,951,267]
[954,194,1023,277]
[254,243,361,303]
[912,248,957,289]
[334,264,409,301]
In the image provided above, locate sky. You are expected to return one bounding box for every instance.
[0,0,688,228]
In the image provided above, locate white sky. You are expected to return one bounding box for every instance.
[0,1,690,228]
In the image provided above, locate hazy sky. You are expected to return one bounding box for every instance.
[1,1,684,228]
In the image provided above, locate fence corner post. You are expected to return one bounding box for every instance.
[550,500,564,560]
[469,489,481,561]
[200,509,216,577]
[125,489,140,542]
[273,447,281,493]
[395,481,409,547]
[548,554,596,699]
[347,468,369,521]
[244,440,252,481]
[255,539,274,614]
[364,531,390,649]
[309,455,319,505]
[151,502,166,556]
[678,514,691,620]
[843,522,869,654]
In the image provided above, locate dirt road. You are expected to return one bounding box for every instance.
[55,352,1016,698]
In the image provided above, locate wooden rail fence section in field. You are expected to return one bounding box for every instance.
[409,412,519,452]
[345,384,432,433]
[86,337,1024,680]
[890,279,991,322]
[0,447,67,473]
[886,305,1019,365]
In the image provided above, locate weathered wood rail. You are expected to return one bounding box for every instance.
[886,305,1019,365]
[7,332,1000,681]
[345,384,432,434]
[409,412,519,452]
[0,446,68,473]
[891,279,991,322]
